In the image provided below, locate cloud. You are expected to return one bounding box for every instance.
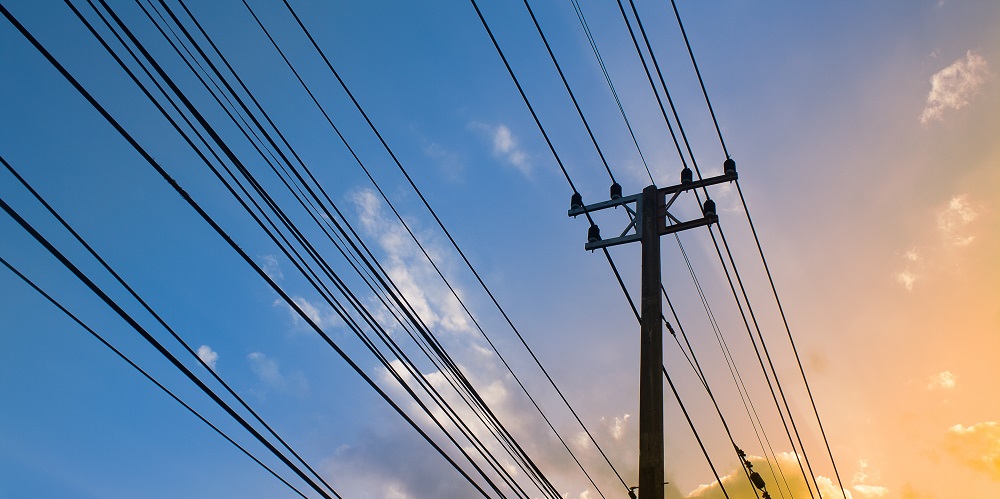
[275,295,342,332]
[853,484,889,497]
[349,188,470,335]
[927,370,957,390]
[424,142,464,181]
[260,254,283,281]
[197,345,218,371]
[470,121,532,175]
[685,452,858,499]
[946,421,1000,481]
[937,194,978,246]
[600,414,630,441]
[850,458,887,497]
[247,352,308,396]
[920,50,990,125]
[896,271,918,291]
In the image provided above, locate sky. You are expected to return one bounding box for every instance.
[1,1,998,498]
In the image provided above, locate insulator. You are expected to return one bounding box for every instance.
[610,181,623,200]
[724,158,736,175]
[763,492,771,499]
[702,199,717,217]
[681,167,693,184]
[588,224,601,243]
[570,192,583,211]
[750,471,766,490]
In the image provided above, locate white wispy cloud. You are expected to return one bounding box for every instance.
[945,421,1000,481]
[247,352,308,396]
[349,188,470,335]
[197,345,218,371]
[275,295,342,332]
[927,370,958,390]
[920,50,990,125]
[260,254,283,281]
[937,194,978,246]
[470,121,532,175]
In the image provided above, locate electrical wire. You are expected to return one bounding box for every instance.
[0,251,312,499]
[140,1,558,493]
[2,5,496,494]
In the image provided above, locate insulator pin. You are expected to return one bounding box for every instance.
[587,224,601,243]
[724,158,736,175]
[681,167,693,184]
[610,182,622,200]
[702,199,717,217]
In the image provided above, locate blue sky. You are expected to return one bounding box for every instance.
[2,1,999,498]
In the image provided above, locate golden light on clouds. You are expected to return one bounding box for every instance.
[683,453,858,499]
[945,422,1000,481]
[927,370,958,390]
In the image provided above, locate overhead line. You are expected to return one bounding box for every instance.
[0,251,312,499]
[3,5,494,493]
[568,0,655,185]
[666,0,729,159]
[115,0,526,491]
[0,195,338,499]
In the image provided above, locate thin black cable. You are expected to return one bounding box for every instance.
[666,0,729,159]
[0,252,311,499]
[520,0,617,185]
[569,0,655,185]
[109,0,537,491]
[117,0,521,490]
[705,222,820,498]
[664,16,841,483]
[18,9,343,497]
[623,0,706,186]
[662,366,731,499]
[3,7,493,494]
[612,0,687,172]
[281,0,624,493]
[0,197,336,499]
[140,2,530,483]
[713,220,827,496]
[472,3,750,495]
[736,181,846,495]
[619,1,825,493]
[595,235,733,499]
[460,0,634,489]
[668,234,792,499]
[173,1,592,492]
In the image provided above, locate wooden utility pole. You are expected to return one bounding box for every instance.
[638,184,664,499]
[569,163,736,497]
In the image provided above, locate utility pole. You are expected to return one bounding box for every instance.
[568,160,736,498]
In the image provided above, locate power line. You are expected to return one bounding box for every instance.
[3,5,495,493]
[0,251,312,499]
[0,194,338,499]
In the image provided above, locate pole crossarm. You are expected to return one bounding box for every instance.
[568,171,736,250]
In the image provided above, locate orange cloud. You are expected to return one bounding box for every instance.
[946,422,1000,481]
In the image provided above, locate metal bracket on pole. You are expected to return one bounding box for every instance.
[568,171,736,250]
